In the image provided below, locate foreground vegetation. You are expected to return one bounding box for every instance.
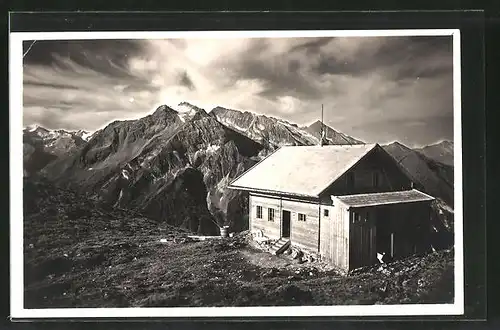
[23,180,454,308]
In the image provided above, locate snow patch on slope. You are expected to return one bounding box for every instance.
[206,145,221,153]
[121,169,130,180]
[219,117,248,132]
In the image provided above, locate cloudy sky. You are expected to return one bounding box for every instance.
[22,35,454,147]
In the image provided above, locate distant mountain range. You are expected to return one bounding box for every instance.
[415,140,454,166]
[37,103,263,234]
[23,125,93,176]
[383,142,454,206]
[23,102,454,236]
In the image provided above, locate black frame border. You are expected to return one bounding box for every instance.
[6,10,487,324]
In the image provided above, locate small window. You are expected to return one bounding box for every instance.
[256,206,262,219]
[346,172,355,187]
[372,172,380,188]
[323,209,329,217]
[268,208,275,222]
[298,213,306,222]
[353,212,361,223]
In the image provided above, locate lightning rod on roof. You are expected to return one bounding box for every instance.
[320,104,325,146]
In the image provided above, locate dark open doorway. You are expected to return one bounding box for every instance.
[282,210,291,238]
[376,207,394,258]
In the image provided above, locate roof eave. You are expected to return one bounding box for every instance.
[228,185,319,199]
[345,198,435,209]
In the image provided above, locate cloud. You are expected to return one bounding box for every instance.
[21,35,454,146]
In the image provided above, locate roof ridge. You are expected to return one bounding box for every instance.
[229,142,382,197]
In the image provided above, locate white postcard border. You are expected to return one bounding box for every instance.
[9,28,463,319]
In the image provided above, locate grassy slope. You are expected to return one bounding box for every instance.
[23,181,454,308]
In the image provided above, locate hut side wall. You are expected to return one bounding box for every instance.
[319,202,350,272]
[282,199,320,251]
[249,194,281,240]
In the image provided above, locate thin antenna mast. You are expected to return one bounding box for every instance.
[320,104,324,146]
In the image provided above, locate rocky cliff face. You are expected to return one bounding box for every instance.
[41,103,263,234]
[210,106,363,149]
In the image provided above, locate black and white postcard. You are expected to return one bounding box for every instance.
[10,26,464,319]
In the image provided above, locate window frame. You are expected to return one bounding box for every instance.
[298,213,306,222]
[268,208,275,222]
[323,209,329,217]
[256,205,263,219]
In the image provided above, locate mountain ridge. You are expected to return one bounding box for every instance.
[210,106,364,149]
[40,103,264,234]
[415,140,454,166]
[24,102,454,239]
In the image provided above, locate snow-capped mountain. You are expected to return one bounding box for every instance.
[73,130,94,142]
[23,125,89,176]
[24,128,86,155]
[41,103,263,234]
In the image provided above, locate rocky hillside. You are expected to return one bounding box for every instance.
[41,103,263,235]
[24,179,454,308]
[210,106,363,149]
[23,125,89,176]
[415,140,454,166]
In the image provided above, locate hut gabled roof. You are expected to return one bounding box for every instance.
[229,143,380,198]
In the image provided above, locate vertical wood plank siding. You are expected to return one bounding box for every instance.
[283,199,320,251]
[319,203,350,271]
[249,194,281,239]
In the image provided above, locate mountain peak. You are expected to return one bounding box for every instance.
[309,120,323,126]
[436,140,453,147]
[175,102,210,122]
[386,141,411,150]
[25,124,49,133]
[151,105,179,118]
[177,101,205,112]
[415,140,454,166]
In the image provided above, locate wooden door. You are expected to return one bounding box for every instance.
[282,210,291,238]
